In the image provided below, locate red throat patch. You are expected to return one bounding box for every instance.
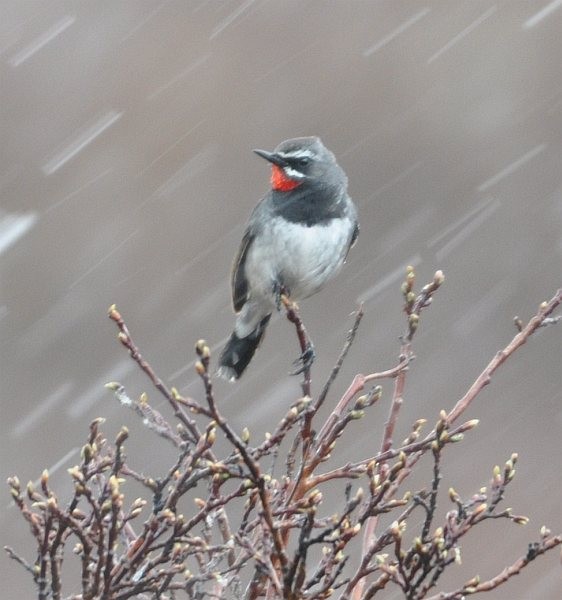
[271,165,302,192]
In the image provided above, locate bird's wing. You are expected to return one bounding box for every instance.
[231,229,254,313]
[350,221,359,248]
[343,220,359,262]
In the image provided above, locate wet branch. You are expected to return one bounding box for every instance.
[5,273,562,599]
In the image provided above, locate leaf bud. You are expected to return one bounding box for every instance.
[354,395,367,409]
[81,444,93,463]
[26,481,40,501]
[449,487,460,503]
[116,426,129,445]
[47,496,57,511]
[67,466,84,483]
[195,361,206,375]
[195,339,207,355]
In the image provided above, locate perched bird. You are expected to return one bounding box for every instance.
[217,136,358,381]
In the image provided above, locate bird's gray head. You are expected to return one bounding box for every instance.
[253,137,346,193]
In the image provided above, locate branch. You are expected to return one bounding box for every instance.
[351,268,445,600]
[315,304,364,413]
[281,294,313,398]
[425,534,562,600]
[193,341,289,589]
[108,305,203,443]
[7,282,561,600]
[447,289,562,423]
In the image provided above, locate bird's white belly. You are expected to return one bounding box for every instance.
[246,217,352,302]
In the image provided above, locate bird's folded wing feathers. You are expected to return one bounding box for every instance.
[343,221,359,261]
[231,230,254,312]
[350,221,359,248]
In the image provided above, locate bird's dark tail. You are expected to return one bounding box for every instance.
[217,314,271,381]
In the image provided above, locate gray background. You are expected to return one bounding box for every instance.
[2,1,562,597]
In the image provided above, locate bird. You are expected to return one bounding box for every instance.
[217,136,359,381]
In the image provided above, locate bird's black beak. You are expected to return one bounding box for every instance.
[253,149,288,167]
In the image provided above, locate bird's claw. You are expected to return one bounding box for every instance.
[290,344,315,375]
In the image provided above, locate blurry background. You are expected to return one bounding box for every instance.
[2,0,562,596]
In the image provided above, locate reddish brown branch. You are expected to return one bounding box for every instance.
[351,269,445,600]
[425,534,562,599]
[281,294,313,399]
[315,355,411,445]
[6,284,561,600]
[447,289,562,423]
[108,305,202,443]
[194,345,289,586]
[315,304,364,412]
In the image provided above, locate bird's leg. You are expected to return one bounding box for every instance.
[273,280,290,311]
[279,293,315,391]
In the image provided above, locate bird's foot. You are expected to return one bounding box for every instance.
[290,343,315,375]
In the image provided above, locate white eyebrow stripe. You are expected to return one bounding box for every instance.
[283,166,306,179]
[278,149,315,159]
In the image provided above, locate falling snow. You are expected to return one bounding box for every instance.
[2,4,562,597]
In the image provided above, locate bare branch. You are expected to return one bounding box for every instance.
[6,282,561,600]
[447,289,562,423]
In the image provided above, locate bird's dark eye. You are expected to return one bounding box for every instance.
[297,156,311,166]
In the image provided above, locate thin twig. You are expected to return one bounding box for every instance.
[424,534,562,600]
[281,294,313,399]
[108,305,202,443]
[315,305,364,413]
[448,289,562,423]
